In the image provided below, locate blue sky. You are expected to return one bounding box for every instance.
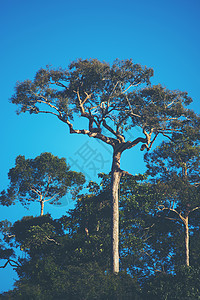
[1,0,200,293]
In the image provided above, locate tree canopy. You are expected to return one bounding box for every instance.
[10,58,200,273]
[0,152,85,215]
[10,58,198,153]
[144,136,200,267]
[1,58,199,298]
[1,173,200,299]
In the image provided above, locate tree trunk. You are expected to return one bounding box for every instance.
[40,200,44,216]
[111,150,122,274]
[185,216,189,266]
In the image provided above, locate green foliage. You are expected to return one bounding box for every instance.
[1,173,200,298]
[3,57,200,295]
[60,191,111,269]
[9,57,200,278]
[11,59,153,121]
[11,214,62,252]
[143,266,200,300]
[0,205,141,299]
[144,136,200,268]
[145,137,200,183]
[10,58,198,148]
[0,220,15,261]
[1,264,141,300]
[0,152,85,213]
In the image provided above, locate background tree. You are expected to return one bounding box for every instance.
[72,173,176,279]
[118,175,167,278]
[142,266,200,300]
[60,191,111,270]
[0,152,85,216]
[1,172,200,298]
[0,220,17,269]
[10,58,198,273]
[144,137,200,267]
[0,174,155,297]
[0,212,141,299]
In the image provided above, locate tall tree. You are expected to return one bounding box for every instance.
[0,152,85,216]
[144,138,200,267]
[10,58,198,272]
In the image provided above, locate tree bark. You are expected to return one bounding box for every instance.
[40,200,44,216]
[111,150,122,274]
[184,216,189,266]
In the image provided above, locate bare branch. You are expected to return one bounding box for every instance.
[0,259,20,269]
[37,99,63,117]
[102,120,125,142]
[147,132,159,151]
[120,169,133,176]
[37,110,60,118]
[58,115,117,147]
[53,81,68,89]
[82,91,93,105]
[122,82,141,94]
[76,89,91,116]
[124,137,148,151]
[158,131,173,141]
[144,223,155,230]
[165,217,181,222]
[158,205,186,223]
[30,187,41,197]
[190,206,200,213]
[30,91,63,118]
[43,193,60,203]
[125,95,141,118]
[166,100,175,108]
[45,236,60,245]
[110,81,119,96]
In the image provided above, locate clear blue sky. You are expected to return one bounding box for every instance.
[0,0,200,293]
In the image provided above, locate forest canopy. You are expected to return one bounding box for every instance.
[1,58,200,299]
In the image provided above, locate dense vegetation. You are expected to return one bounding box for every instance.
[1,165,200,299]
[0,58,200,299]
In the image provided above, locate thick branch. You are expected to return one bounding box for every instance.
[30,92,63,118]
[122,137,147,151]
[37,99,62,114]
[38,110,60,118]
[76,89,92,116]
[102,119,125,142]
[58,115,117,147]
[4,232,15,238]
[158,205,186,224]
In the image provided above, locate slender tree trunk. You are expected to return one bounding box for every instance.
[184,216,189,266]
[111,150,122,274]
[40,200,44,216]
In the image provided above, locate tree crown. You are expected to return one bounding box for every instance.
[11,58,197,152]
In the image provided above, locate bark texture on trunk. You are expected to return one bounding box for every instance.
[40,200,44,216]
[184,216,189,267]
[111,150,122,274]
